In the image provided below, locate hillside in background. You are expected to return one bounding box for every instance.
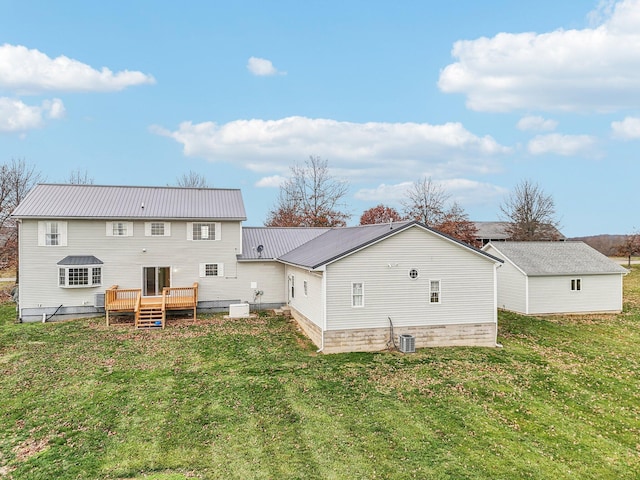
[570,234,627,256]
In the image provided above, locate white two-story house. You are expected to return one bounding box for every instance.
[13,183,504,353]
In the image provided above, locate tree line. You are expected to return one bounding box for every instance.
[0,157,637,270]
[264,156,581,247]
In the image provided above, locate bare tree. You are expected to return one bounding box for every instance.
[66,169,94,185]
[499,179,562,241]
[176,171,209,188]
[402,177,450,227]
[360,204,404,225]
[436,202,479,246]
[265,156,350,227]
[0,159,43,276]
[617,229,640,267]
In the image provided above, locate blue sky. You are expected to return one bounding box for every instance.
[1,0,638,237]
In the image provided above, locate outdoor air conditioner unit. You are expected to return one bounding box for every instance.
[398,334,415,353]
[94,293,105,308]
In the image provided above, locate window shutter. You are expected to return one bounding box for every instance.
[38,221,46,246]
[106,222,113,236]
[217,263,224,277]
[144,222,152,236]
[214,222,221,241]
[126,222,134,237]
[199,263,206,277]
[187,223,193,240]
[164,222,171,236]
[59,222,68,246]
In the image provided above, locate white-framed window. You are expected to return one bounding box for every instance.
[199,263,224,277]
[409,268,419,279]
[145,222,171,237]
[430,280,441,304]
[58,266,102,288]
[106,221,134,237]
[188,222,221,241]
[38,221,67,246]
[571,278,582,291]
[352,282,364,307]
[303,280,308,297]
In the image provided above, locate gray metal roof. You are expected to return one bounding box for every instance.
[12,184,246,220]
[278,221,500,269]
[474,221,565,241]
[57,255,103,265]
[239,227,330,260]
[486,241,628,276]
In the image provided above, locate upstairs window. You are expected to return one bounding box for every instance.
[188,222,220,241]
[38,221,67,246]
[106,222,133,237]
[145,222,171,237]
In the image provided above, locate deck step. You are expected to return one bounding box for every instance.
[136,307,165,329]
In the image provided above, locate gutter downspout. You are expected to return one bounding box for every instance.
[318,268,327,353]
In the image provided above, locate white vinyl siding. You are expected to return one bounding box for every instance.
[187,222,221,241]
[106,222,134,237]
[145,222,171,237]
[324,226,497,331]
[286,265,325,329]
[18,219,245,313]
[199,262,224,277]
[528,274,623,314]
[484,244,528,313]
[38,221,67,246]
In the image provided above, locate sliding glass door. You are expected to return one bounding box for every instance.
[143,266,170,296]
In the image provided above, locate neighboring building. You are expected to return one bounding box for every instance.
[474,221,565,245]
[279,221,502,353]
[483,241,628,315]
[13,184,503,353]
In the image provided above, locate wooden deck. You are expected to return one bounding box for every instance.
[105,283,198,328]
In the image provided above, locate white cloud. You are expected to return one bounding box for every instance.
[152,116,511,181]
[611,116,640,139]
[0,44,156,94]
[354,179,507,206]
[247,56,285,76]
[255,175,286,188]
[438,0,640,112]
[527,133,597,156]
[517,115,558,131]
[0,97,65,132]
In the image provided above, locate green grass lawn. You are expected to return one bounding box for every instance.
[1,267,639,479]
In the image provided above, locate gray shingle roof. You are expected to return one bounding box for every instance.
[474,221,565,241]
[278,221,500,269]
[12,184,246,220]
[239,227,330,260]
[486,241,628,276]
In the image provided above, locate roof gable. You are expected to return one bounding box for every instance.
[12,184,246,220]
[278,221,501,269]
[485,241,628,276]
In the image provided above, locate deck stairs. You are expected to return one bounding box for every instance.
[136,303,165,329]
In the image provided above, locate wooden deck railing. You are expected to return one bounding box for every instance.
[106,285,143,326]
[105,283,198,326]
